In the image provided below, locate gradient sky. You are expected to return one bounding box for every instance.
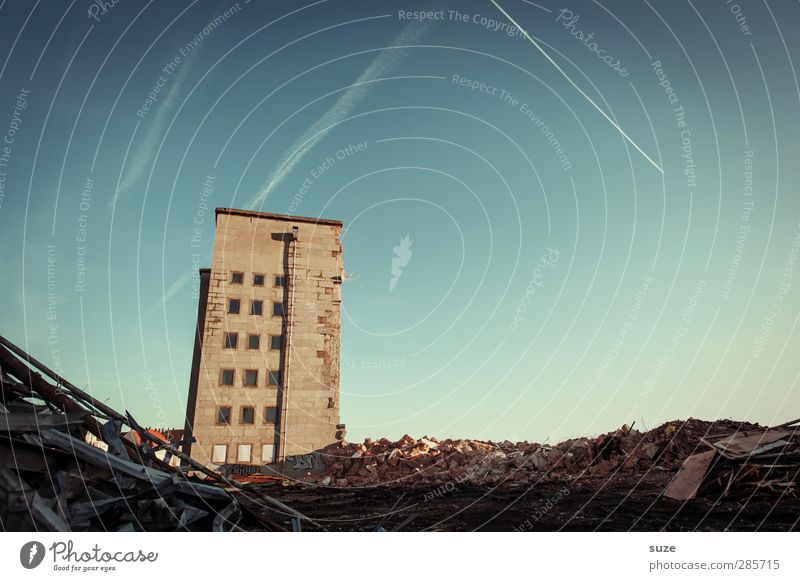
[1,0,799,444]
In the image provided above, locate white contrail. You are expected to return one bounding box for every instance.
[144,270,192,318]
[115,49,198,203]
[489,0,664,174]
[247,19,432,208]
[114,0,233,204]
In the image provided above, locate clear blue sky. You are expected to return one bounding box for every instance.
[1,0,799,443]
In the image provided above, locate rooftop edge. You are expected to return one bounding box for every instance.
[215,207,343,227]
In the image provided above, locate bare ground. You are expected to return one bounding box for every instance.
[241,470,800,532]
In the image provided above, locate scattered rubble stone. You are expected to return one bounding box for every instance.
[311,419,762,488]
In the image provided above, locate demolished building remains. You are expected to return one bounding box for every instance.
[0,334,316,532]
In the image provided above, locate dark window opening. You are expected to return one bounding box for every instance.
[247,334,260,349]
[244,369,258,387]
[228,298,241,314]
[251,300,263,316]
[220,369,234,386]
[231,272,244,284]
[241,406,255,425]
[223,332,238,349]
[264,406,278,424]
[216,406,231,425]
[253,274,265,286]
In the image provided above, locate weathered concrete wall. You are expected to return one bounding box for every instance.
[186,208,342,466]
[282,220,343,456]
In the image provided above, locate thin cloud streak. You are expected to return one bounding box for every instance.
[144,270,192,319]
[246,20,431,209]
[115,50,198,204]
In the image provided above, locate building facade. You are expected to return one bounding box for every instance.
[184,208,343,468]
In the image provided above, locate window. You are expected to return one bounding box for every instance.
[228,298,241,314]
[231,272,244,284]
[212,444,227,464]
[270,335,282,350]
[273,302,285,317]
[261,444,275,464]
[219,369,234,386]
[247,334,260,350]
[250,300,263,315]
[267,370,280,387]
[264,406,278,424]
[237,444,252,463]
[253,274,265,286]
[216,406,231,425]
[275,276,287,287]
[243,369,258,387]
[223,332,238,349]
[241,406,255,425]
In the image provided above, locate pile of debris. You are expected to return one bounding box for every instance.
[0,334,308,532]
[312,419,759,488]
[665,420,800,500]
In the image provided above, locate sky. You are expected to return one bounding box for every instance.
[1,0,799,444]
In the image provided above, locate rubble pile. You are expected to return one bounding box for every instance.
[665,420,800,500]
[0,334,300,532]
[314,419,760,488]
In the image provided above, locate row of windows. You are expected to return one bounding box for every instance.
[217,405,278,425]
[218,368,280,387]
[227,298,285,317]
[223,332,282,351]
[230,272,287,288]
[212,443,274,465]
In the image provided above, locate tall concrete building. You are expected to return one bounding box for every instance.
[184,208,344,468]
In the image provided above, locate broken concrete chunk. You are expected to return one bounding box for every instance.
[664,450,716,500]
